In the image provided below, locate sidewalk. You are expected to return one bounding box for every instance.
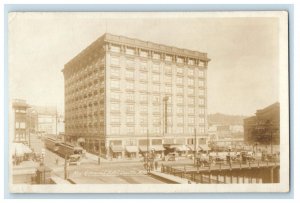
[13,160,39,170]
[13,160,39,175]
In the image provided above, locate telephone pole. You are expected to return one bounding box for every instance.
[147,129,149,173]
[98,139,101,165]
[194,128,197,166]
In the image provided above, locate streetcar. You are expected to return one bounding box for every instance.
[44,137,84,159]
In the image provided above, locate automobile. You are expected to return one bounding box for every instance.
[241,151,255,163]
[165,152,178,161]
[196,154,210,167]
[68,154,81,166]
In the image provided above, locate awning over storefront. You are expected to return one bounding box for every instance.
[110,145,123,153]
[77,137,85,143]
[198,145,211,151]
[187,145,197,151]
[139,146,148,152]
[175,145,189,151]
[151,145,165,151]
[125,146,138,153]
[11,143,32,156]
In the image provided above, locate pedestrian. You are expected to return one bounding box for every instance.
[154,161,158,170]
[150,161,154,171]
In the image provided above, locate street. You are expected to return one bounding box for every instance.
[13,134,165,184]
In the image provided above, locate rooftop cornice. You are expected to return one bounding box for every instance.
[63,33,211,73]
[103,33,210,62]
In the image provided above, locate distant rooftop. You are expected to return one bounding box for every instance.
[32,105,57,116]
[12,99,30,108]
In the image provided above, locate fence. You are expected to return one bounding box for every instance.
[161,159,280,184]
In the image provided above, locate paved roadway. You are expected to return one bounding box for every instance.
[25,134,164,184]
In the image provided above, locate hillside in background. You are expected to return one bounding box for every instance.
[208,113,247,125]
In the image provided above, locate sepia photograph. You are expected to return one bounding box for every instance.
[8,11,289,193]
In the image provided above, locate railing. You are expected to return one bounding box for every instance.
[161,159,280,184]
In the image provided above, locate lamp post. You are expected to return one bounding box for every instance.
[194,128,197,166]
[270,123,273,155]
[98,139,101,165]
[147,129,149,174]
[163,96,169,135]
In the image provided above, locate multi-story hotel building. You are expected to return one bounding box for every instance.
[63,33,210,159]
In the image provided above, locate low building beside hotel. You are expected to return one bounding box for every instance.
[244,102,280,145]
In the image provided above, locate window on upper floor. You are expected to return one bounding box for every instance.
[152,64,160,72]
[125,70,134,79]
[199,70,204,78]
[126,59,135,68]
[110,103,120,111]
[111,68,120,77]
[188,88,195,95]
[199,98,205,105]
[111,45,121,53]
[111,92,120,100]
[126,81,134,90]
[152,85,160,92]
[165,55,172,62]
[188,68,194,76]
[153,74,160,82]
[111,116,120,123]
[126,116,134,123]
[188,108,195,114]
[177,67,183,74]
[110,57,120,66]
[188,117,195,124]
[140,72,148,81]
[177,107,183,114]
[177,57,184,63]
[140,50,148,57]
[110,80,120,89]
[140,94,148,102]
[199,108,205,115]
[199,80,205,87]
[126,47,135,55]
[165,75,172,84]
[126,93,134,101]
[199,89,205,96]
[153,53,160,60]
[110,126,120,134]
[188,59,195,65]
[188,78,194,86]
[165,86,172,94]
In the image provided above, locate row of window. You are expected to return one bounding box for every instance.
[109,99,205,111]
[110,80,205,92]
[65,58,104,82]
[110,116,206,124]
[109,126,206,135]
[107,138,206,147]
[110,57,205,76]
[111,68,205,85]
[110,44,206,67]
[111,93,203,102]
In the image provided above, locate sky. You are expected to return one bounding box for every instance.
[8,12,281,116]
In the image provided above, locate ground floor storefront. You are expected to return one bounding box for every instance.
[65,135,210,160]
